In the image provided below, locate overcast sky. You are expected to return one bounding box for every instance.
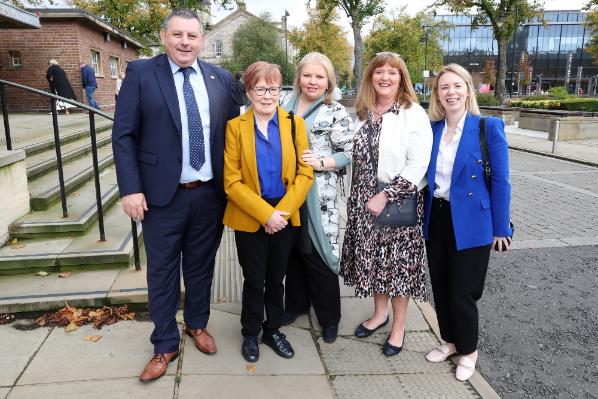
[211,0,590,32]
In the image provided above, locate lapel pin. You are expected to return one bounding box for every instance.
[210,75,215,79]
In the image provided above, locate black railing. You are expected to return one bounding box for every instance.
[0,78,141,271]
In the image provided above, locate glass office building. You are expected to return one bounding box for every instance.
[434,11,596,94]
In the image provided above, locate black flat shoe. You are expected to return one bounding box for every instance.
[322,325,338,344]
[354,316,389,338]
[382,332,405,357]
[262,331,295,358]
[242,335,260,362]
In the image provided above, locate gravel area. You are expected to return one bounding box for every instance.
[476,245,598,399]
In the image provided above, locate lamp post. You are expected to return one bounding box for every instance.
[509,4,518,97]
[283,10,290,84]
[423,26,429,102]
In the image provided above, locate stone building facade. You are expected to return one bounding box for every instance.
[0,9,142,112]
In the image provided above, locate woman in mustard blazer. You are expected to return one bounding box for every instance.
[223,61,313,363]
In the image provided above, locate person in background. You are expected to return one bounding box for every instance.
[46,59,77,115]
[281,52,354,344]
[340,52,432,357]
[424,63,512,381]
[80,61,99,109]
[115,71,125,103]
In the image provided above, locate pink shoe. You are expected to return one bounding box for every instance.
[425,344,457,363]
[456,353,477,381]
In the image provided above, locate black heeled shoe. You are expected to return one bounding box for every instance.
[354,316,390,338]
[382,332,405,357]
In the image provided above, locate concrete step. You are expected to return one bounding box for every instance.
[14,119,113,157]
[10,166,119,239]
[0,202,141,276]
[28,142,114,211]
[25,130,112,180]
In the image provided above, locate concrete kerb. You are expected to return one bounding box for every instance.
[415,300,501,399]
[509,145,598,168]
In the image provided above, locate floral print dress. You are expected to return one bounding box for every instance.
[340,104,428,300]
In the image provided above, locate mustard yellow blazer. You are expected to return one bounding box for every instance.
[223,106,313,232]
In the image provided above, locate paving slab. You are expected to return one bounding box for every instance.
[178,375,334,399]
[0,326,49,386]
[331,374,480,399]
[7,376,175,399]
[0,388,8,399]
[18,321,174,385]
[357,330,440,353]
[335,297,428,337]
[319,336,394,375]
[181,310,324,376]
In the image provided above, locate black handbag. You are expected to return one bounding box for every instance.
[365,127,418,228]
[288,111,312,254]
[479,117,514,240]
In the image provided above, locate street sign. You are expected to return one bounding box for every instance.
[423,70,430,78]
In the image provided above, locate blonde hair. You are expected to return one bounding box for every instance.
[355,52,417,121]
[293,52,336,105]
[428,63,480,121]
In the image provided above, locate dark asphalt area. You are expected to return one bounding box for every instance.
[476,245,598,399]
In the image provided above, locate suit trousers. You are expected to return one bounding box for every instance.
[235,224,295,337]
[285,242,341,328]
[425,197,490,355]
[141,183,225,353]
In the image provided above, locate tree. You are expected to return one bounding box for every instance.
[69,0,239,56]
[517,51,531,94]
[363,9,446,88]
[433,0,543,103]
[220,13,293,83]
[319,0,385,90]
[483,57,497,85]
[288,1,352,87]
[586,1,598,65]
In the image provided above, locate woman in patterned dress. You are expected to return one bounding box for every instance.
[340,52,433,356]
[281,52,354,343]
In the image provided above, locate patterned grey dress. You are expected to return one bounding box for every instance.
[340,104,428,300]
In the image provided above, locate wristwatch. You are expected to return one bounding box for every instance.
[319,159,325,171]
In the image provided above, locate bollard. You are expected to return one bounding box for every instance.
[552,119,560,153]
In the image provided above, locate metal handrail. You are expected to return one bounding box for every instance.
[0,78,141,271]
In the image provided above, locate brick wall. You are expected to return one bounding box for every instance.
[0,18,138,112]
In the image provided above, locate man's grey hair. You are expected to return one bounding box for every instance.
[162,9,204,33]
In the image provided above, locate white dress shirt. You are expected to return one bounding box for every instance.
[433,112,467,200]
[168,58,212,183]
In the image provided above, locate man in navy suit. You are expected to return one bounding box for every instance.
[112,9,239,382]
[79,62,99,109]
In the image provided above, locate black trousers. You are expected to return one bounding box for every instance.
[285,242,341,328]
[235,224,295,337]
[425,197,491,355]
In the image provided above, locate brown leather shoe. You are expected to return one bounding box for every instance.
[139,351,178,382]
[185,327,217,354]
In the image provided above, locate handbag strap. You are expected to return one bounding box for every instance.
[479,117,492,191]
[301,101,324,120]
[287,111,300,172]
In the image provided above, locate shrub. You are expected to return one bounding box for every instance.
[476,93,500,106]
[548,86,570,99]
[509,100,561,109]
[559,98,598,112]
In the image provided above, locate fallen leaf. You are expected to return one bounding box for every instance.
[58,272,72,278]
[11,238,17,245]
[0,313,15,325]
[217,296,229,303]
[245,364,257,372]
[70,192,80,197]
[84,335,102,342]
[10,238,25,249]
[65,322,79,332]
[35,271,49,277]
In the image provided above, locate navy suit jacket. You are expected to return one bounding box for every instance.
[112,54,239,207]
[423,113,512,250]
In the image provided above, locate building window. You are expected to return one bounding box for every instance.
[109,56,119,78]
[9,51,21,68]
[91,50,102,75]
[214,40,223,58]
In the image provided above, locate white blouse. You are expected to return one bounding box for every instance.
[434,112,467,200]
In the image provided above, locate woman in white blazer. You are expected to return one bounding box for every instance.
[340,52,433,357]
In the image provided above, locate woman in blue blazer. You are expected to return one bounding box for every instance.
[423,64,512,381]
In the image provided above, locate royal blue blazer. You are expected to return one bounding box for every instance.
[423,113,512,250]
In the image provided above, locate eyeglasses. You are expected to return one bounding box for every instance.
[252,86,281,96]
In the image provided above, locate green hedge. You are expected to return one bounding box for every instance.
[476,93,500,106]
[510,98,598,112]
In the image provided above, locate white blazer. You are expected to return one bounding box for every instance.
[355,103,433,190]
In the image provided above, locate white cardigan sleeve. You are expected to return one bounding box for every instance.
[400,104,433,190]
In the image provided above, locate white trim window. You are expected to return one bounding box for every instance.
[91,50,102,75]
[214,40,223,58]
[9,51,21,67]
[109,56,119,78]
